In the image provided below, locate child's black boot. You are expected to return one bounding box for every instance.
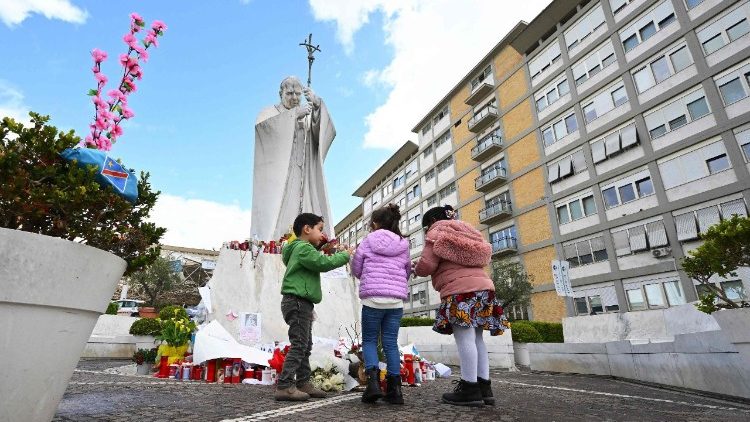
[361,368,384,403]
[477,377,495,405]
[441,379,484,407]
[383,375,404,405]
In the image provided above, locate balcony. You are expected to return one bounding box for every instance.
[491,237,517,257]
[471,131,503,162]
[465,81,495,106]
[479,201,512,225]
[468,105,498,133]
[474,166,507,191]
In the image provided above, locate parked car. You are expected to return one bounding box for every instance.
[116,299,145,316]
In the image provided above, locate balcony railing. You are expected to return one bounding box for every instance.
[491,237,518,256]
[479,200,512,224]
[465,80,495,106]
[468,105,498,133]
[474,166,507,191]
[471,131,503,161]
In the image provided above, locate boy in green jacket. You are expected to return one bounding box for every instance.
[275,213,351,401]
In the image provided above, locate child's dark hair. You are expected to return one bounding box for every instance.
[293,213,324,236]
[370,203,403,237]
[421,205,455,229]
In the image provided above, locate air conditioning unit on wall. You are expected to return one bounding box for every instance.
[652,247,672,258]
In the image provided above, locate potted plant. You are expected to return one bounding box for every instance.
[129,258,183,318]
[133,348,158,375]
[682,216,750,364]
[129,316,162,350]
[155,309,196,365]
[510,322,543,367]
[0,13,166,422]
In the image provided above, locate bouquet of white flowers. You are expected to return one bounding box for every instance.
[311,366,345,392]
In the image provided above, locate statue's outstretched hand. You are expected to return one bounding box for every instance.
[303,87,321,109]
[296,104,312,120]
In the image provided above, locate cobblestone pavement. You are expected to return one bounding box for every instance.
[53,359,750,422]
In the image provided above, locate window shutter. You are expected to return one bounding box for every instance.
[674,213,698,241]
[563,243,578,259]
[612,230,631,256]
[601,285,619,307]
[559,156,574,178]
[576,239,593,257]
[628,226,648,252]
[548,163,560,183]
[696,206,720,233]
[604,132,621,156]
[646,221,668,247]
[592,140,606,163]
[720,199,748,218]
[572,150,587,172]
[590,236,606,253]
[620,123,638,148]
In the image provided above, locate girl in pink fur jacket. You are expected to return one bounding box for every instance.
[414,205,509,408]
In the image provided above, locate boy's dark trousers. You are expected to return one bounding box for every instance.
[277,294,314,389]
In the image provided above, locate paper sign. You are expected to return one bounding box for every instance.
[552,260,574,297]
[239,312,261,343]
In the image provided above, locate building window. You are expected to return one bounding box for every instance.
[625,279,686,311]
[535,75,570,112]
[438,183,456,200]
[564,3,606,51]
[548,149,586,184]
[426,194,438,207]
[542,110,578,146]
[423,144,433,157]
[632,42,693,93]
[406,184,421,202]
[684,0,705,10]
[529,41,562,83]
[436,155,454,173]
[557,194,597,225]
[736,127,750,162]
[715,58,750,106]
[408,211,422,226]
[393,174,405,190]
[601,176,654,209]
[434,130,452,148]
[619,1,677,53]
[644,87,711,139]
[612,220,668,256]
[433,106,449,125]
[424,168,435,181]
[591,122,639,164]
[658,139,731,189]
[470,65,492,91]
[563,236,608,268]
[572,40,616,86]
[610,0,637,15]
[581,80,628,124]
[697,3,750,56]
[674,199,747,242]
[490,226,517,252]
[421,122,431,136]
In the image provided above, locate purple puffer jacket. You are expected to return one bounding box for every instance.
[351,229,410,300]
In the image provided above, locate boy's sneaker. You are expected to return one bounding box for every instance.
[297,382,327,398]
[274,386,310,401]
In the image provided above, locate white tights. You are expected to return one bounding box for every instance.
[452,326,489,382]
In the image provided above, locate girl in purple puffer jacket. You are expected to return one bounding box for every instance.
[351,203,410,405]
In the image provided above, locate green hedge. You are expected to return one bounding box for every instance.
[159,305,188,321]
[105,302,118,315]
[400,317,435,327]
[511,321,563,343]
[129,317,162,336]
[510,321,543,343]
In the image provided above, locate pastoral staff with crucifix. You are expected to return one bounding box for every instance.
[251,35,336,242]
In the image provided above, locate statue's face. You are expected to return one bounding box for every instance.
[280,82,302,109]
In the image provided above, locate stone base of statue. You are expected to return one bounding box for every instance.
[205,249,360,344]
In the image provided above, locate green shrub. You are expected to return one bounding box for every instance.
[400,317,435,327]
[510,321,543,343]
[129,317,162,336]
[159,305,188,321]
[105,302,118,315]
[528,321,564,343]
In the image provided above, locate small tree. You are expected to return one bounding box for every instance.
[682,215,750,313]
[128,256,182,307]
[491,260,533,315]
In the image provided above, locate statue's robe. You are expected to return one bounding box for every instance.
[251,102,336,241]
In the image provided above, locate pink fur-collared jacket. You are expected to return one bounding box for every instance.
[414,219,494,299]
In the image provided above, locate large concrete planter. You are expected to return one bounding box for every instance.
[0,228,126,422]
[712,307,750,365]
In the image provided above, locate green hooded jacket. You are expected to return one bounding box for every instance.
[281,239,350,304]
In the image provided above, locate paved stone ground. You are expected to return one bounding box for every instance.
[53,359,750,422]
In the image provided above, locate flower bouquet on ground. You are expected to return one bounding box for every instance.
[155,309,196,364]
[310,362,345,392]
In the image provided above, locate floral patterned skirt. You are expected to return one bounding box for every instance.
[433,290,509,336]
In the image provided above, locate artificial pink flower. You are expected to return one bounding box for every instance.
[107,89,127,103]
[121,105,135,119]
[100,110,115,121]
[122,79,137,93]
[144,32,158,48]
[95,72,108,85]
[110,124,124,137]
[138,49,149,62]
[92,96,108,109]
[130,12,143,24]
[133,43,146,55]
[91,65,100,74]
[94,117,108,131]
[130,65,143,80]
[91,48,108,63]
[123,33,136,44]
[84,135,96,147]
[119,53,129,66]
[151,20,167,33]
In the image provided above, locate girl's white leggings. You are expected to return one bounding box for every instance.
[452,325,490,382]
